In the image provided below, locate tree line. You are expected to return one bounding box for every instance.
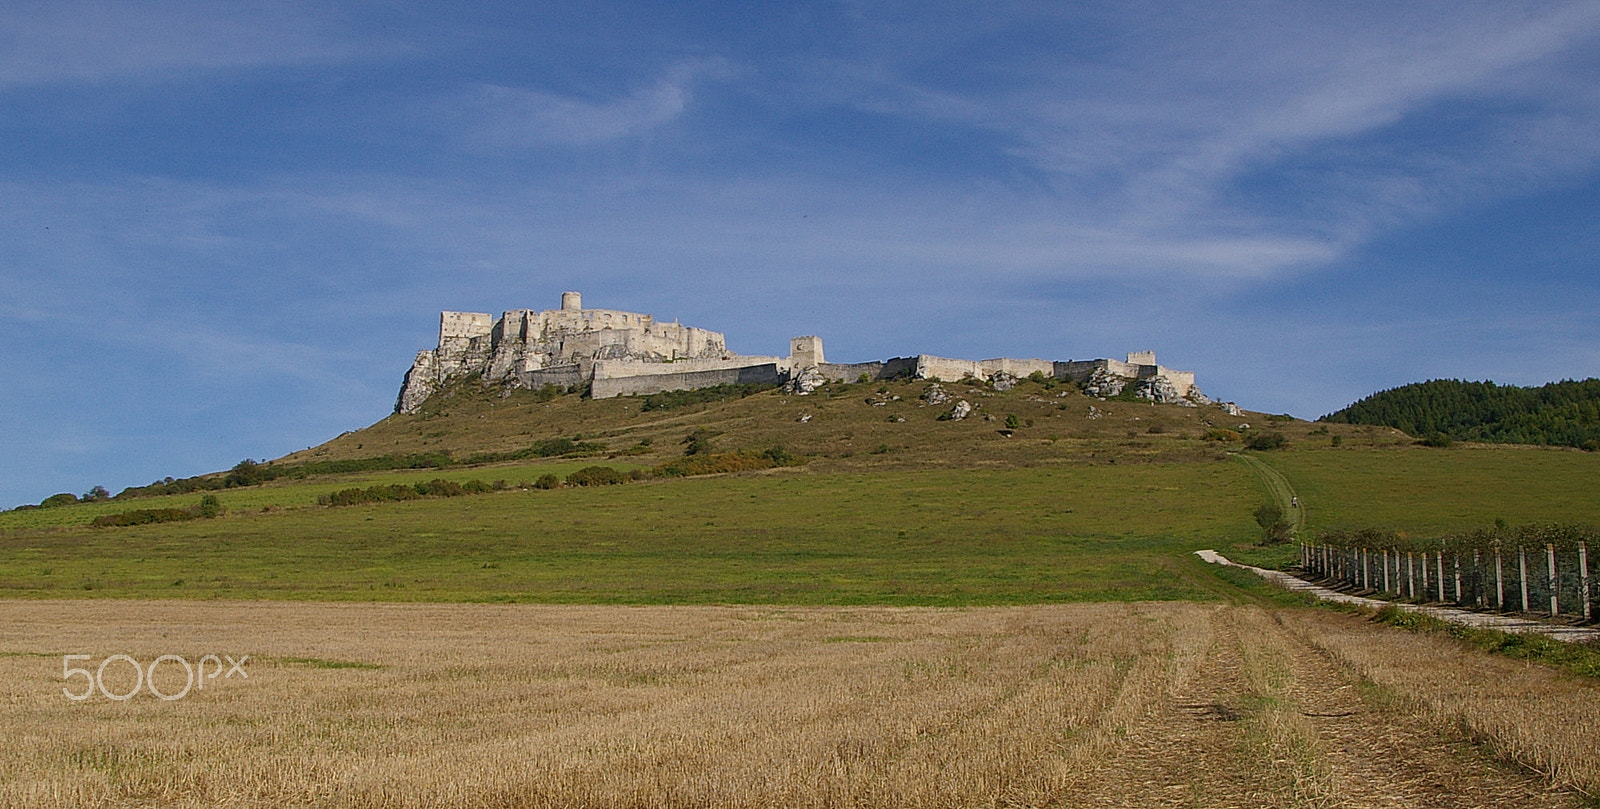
[1321,378,1600,450]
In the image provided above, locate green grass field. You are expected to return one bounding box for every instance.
[2,462,1260,603]
[1256,444,1600,534]
[0,459,645,531]
[8,379,1600,606]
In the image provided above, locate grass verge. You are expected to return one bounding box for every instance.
[1372,604,1600,680]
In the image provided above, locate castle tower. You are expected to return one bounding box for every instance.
[1127,350,1156,366]
[790,335,824,367]
[561,291,582,311]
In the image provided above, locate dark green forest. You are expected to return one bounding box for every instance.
[1321,378,1600,449]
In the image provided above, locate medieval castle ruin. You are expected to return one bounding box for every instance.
[396,292,1212,413]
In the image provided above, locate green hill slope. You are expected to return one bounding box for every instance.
[8,376,1599,605]
[1320,378,1600,449]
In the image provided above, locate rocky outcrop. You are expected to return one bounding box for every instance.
[787,366,826,395]
[1134,376,1186,405]
[920,383,951,406]
[1082,369,1127,398]
[941,400,974,421]
[395,351,441,414]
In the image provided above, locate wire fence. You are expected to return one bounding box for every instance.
[1301,523,1596,622]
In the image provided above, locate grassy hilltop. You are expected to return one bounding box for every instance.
[5,376,1600,603]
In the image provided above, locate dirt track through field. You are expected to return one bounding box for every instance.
[0,600,1591,808]
[1055,608,1579,808]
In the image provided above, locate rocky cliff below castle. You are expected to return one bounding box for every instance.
[397,292,1219,414]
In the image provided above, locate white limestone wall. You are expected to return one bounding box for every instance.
[976,357,1054,378]
[593,355,786,381]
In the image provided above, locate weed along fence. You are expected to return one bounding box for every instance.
[1300,524,1596,622]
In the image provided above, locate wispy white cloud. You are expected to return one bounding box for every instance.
[454,59,731,147]
[0,0,394,87]
[822,1,1600,280]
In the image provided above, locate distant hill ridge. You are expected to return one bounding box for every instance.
[1321,378,1600,449]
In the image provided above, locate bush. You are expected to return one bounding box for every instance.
[40,493,79,508]
[465,438,605,464]
[91,493,224,527]
[92,507,198,528]
[1245,431,1286,451]
[1254,503,1291,544]
[533,473,561,490]
[653,448,803,478]
[566,466,627,487]
[1418,432,1455,448]
[762,446,799,466]
[639,383,778,411]
[198,495,222,519]
[1202,429,1242,442]
[682,428,719,456]
[319,479,498,507]
[224,459,272,487]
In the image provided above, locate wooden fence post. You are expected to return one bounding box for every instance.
[1420,550,1429,597]
[1440,549,1452,601]
[1581,541,1592,623]
[1382,549,1391,594]
[1407,552,1416,600]
[1472,550,1481,607]
[1547,543,1559,617]
[1361,548,1370,590]
[1453,554,1462,605]
[1495,547,1505,611]
[1519,546,1530,614]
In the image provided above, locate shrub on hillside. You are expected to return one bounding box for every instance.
[566,466,628,487]
[224,459,272,487]
[533,473,561,490]
[91,495,225,528]
[198,495,222,519]
[1202,429,1242,442]
[639,383,777,411]
[653,448,802,478]
[1245,431,1287,451]
[318,479,501,507]
[1254,503,1291,545]
[92,507,198,528]
[681,428,719,456]
[40,493,80,508]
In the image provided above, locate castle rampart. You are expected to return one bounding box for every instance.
[396,293,1210,412]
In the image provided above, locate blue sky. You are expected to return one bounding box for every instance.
[4,1,1599,508]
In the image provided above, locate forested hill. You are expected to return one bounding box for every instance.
[1321,378,1600,449]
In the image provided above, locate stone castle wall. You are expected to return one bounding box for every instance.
[397,293,1209,412]
[813,357,920,383]
[590,364,786,399]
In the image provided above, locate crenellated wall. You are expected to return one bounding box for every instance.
[590,364,786,399]
[397,293,1208,413]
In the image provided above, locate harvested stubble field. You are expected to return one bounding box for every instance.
[2,600,1596,808]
